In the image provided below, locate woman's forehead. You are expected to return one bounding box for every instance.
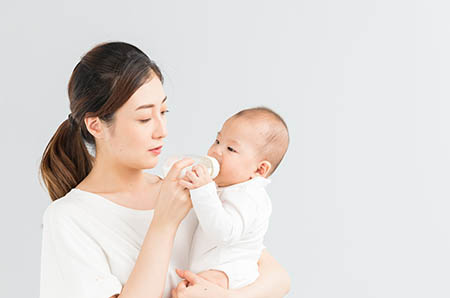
[125,77,166,111]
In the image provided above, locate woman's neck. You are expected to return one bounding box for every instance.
[77,156,155,195]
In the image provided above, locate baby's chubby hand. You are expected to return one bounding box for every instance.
[178,164,213,190]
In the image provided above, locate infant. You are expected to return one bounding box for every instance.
[179,106,290,289]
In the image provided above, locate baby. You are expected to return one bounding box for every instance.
[179,106,290,289]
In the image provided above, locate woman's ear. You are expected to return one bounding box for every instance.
[256,161,272,178]
[84,116,105,139]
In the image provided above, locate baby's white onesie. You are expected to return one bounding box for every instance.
[189,176,272,289]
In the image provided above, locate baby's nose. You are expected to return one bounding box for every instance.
[208,151,221,163]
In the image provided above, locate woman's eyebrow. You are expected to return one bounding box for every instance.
[135,96,167,111]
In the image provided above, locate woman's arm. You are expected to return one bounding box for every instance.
[232,249,291,298]
[118,159,194,298]
[172,249,291,298]
[110,224,179,298]
[118,222,178,298]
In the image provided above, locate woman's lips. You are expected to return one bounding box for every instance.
[149,146,163,155]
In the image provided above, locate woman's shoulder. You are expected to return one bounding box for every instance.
[41,189,93,233]
[43,189,86,218]
[43,173,162,221]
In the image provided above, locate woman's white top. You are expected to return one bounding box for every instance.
[40,188,198,298]
[189,177,272,289]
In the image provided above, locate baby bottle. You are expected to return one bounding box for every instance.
[162,155,220,179]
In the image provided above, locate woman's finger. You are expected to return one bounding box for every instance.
[177,279,188,289]
[166,158,194,180]
[178,179,194,189]
[175,268,185,278]
[178,277,229,297]
[172,278,188,298]
[171,288,177,298]
[181,270,203,285]
[173,278,189,297]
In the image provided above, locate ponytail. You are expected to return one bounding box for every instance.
[39,118,93,201]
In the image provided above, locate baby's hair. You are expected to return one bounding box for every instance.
[232,106,289,176]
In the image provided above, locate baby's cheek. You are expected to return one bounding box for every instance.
[215,166,228,183]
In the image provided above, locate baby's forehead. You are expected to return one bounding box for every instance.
[230,114,278,131]
[225,116,273,143]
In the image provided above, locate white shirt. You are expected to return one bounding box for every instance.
[189,176,272,289]
[40,188,198,298]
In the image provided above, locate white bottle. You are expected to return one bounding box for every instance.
[162,155,220,179]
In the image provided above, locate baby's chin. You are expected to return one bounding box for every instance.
[213,177,231,187]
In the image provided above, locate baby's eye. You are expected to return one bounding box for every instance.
[227,146,236,152]
[161,109,170,116]
[215,139,220,145]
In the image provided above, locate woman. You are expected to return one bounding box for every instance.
[39,41,290,298]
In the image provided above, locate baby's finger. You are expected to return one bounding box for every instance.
[191,165,200,176]
[191,165,201,177]
[181,174,193,183]
[178,179,194,190]
[196,164,207,177]
[186,170,199,181]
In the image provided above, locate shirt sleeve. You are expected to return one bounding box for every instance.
[40,203,123,298]
[189,182,258,245]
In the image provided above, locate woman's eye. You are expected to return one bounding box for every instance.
[227,146,236,152]
[139,118,151,123]
[161,109,170,116]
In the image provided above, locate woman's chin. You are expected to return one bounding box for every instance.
[141,158,159,170]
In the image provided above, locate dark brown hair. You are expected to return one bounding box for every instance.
[40,42,163,201]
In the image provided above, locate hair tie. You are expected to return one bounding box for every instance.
[67,113,77,127]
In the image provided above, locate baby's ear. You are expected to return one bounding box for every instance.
[256,161,272,178]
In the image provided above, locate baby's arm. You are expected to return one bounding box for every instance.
[179,165,254,244]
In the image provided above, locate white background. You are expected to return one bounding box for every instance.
[1,1,450,297]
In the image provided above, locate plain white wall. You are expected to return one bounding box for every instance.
[1,0,450,297]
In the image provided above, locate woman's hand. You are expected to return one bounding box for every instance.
[153,158,195,228]
[196,270,229,289]
[171,269,230,298]
[171,250,291,298]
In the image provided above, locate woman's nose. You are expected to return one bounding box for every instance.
[152,116,167,139]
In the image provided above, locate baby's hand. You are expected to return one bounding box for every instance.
[179,164,213,190]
